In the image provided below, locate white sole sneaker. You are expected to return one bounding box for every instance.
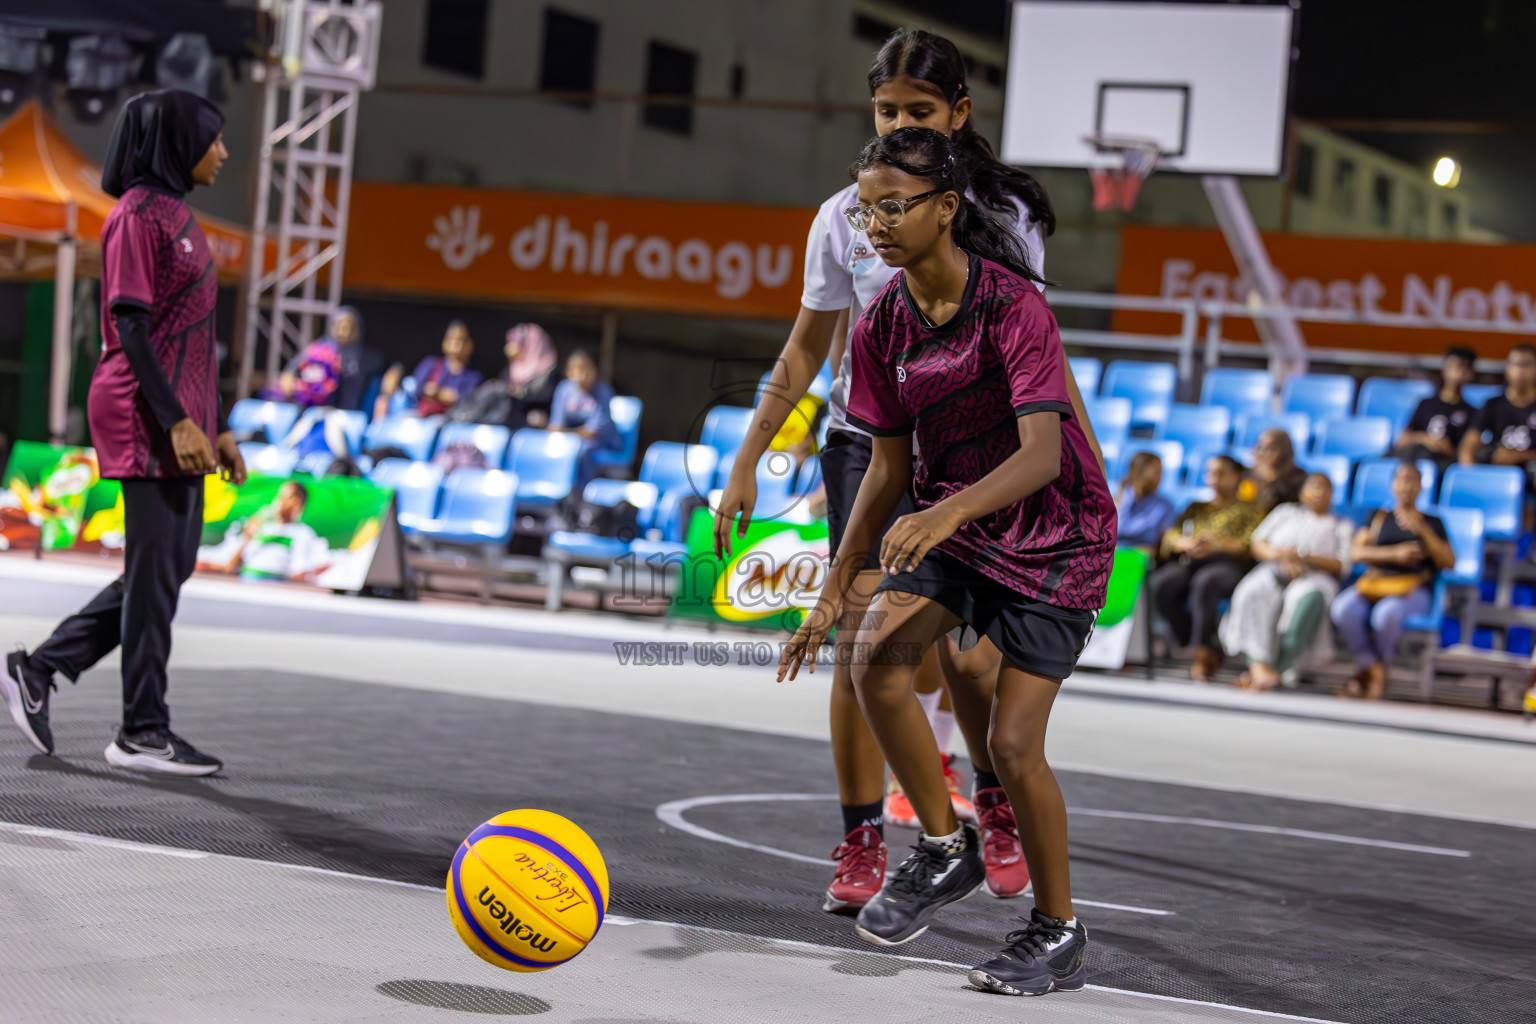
[2,660,49,754]
[104,740,221,777]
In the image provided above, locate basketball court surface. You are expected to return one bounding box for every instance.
[2,557,1532,1023]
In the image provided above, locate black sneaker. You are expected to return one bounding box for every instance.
[853,823,984,946]
[104,728,223,777]
[3,649,55,754]
[968,908,1088,996]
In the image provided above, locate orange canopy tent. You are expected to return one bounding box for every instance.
[0,100,249,439]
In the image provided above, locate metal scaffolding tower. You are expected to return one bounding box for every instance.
[236,0,381,400]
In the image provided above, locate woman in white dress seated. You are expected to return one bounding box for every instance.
[1219,473,1354,692]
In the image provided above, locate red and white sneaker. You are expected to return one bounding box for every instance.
[823,825,887,914]
[975,787,1031,899]
[943,754,977,823]
[883,773,918,828]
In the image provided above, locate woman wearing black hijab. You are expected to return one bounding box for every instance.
[3,90,242,776]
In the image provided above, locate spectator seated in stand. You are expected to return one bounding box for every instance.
[1219,474,1354,692]
[1330,460,1455,701]
[375,319,483,420]
[1393,345,1476,468]
[1242,428,1308,514]
[1115,451,1176,548]
[548,348,622,501]
[1458,343,1536,493]
[1151,455,1263,683]
[450,323,559,431]
[258,306,384,413]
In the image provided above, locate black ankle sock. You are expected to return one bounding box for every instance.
[841,801,883,838]
[973,768,1001,793]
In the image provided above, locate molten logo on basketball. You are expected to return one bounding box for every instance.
[477,887,559,952]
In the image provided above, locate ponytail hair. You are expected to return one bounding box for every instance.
[850,128,1046,286]
[867,27,1056,237]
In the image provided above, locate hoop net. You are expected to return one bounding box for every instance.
[1084,134,1162,213]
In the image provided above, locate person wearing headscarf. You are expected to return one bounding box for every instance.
[1241,429,1308,514]
[450,323,559,429]
[4,90,239,776]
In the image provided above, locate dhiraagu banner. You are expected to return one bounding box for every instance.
[1,440,392,593]
[670,507,829,631]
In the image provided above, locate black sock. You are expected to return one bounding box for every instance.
[841,801,883,838]
[973,768,1001,793]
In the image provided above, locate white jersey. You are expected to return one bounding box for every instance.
[800,181,1046,438]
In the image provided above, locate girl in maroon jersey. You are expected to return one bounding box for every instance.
[779,128,1116,996]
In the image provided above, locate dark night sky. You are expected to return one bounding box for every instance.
[891,0,1536,239]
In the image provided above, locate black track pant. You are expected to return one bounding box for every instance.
[1150,556,1250,649]
[30,476,203,733]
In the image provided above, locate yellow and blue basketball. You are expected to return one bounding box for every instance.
[446,809,610,972]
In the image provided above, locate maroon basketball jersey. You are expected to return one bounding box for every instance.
[88,186,218,479]
[846,256,1116,610]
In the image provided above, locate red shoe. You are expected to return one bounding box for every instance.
[883,773,917,828]
[975,787,1030,899]
[943,754,977,823]
[823,825,887,914]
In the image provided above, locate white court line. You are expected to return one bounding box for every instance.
[654,793,1173,917]
[0,818,1353,1024]
[1068,808,1472,857]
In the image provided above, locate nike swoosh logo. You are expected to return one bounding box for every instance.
[126,741,175,759]
[11,667,42,715]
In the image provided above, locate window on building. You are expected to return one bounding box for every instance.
[853,13,898,44]
[1406,189,1429,237]
[539,7,600,107]
[643,41,698,136]
[1293,142,1315,199]
[423,0,489,79]
[1331,158,1356,217]
[1443,202,1459,238]
[1371,174,1393,228]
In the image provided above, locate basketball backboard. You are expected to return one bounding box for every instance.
[1000,1,1295,177]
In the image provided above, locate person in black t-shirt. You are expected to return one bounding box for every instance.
[1393,345,1475,467]
[1459,343,1536,479]
[1330,461,1455,700]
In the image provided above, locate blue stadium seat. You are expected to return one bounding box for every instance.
[1162,483,1214,511]
[713,448,740,489]
[638,442,719,498]
[1295,453,1351,501]
[1084,396,1132,467]
[1181,446,1224,485]
[543,479,665,609]
[228,399,300,444]
[1160,402,1232,455]
[1357,377,1435,435]
[1461,383,1503,409]
[1313,416,1393,460]
[1102,360,1177,432]
[1403,506,1484,635]
[506,429,582,508]
[434,422,512,467]
[591,395,644,475]
[1280,373,1357,423]
[1111,439,1185,482]
[1069,357,1102,396]
[700,405,756,453]
[1235,411,1311,452]
[1439,464,1525,542]
[239,443,298,478]
[412,468,519,547]
[1199,368,1273,422]
[364,414,442,462]
[1350,458,1437,510]
[368,458,445,530]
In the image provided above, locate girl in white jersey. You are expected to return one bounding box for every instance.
[712,28,1102,915]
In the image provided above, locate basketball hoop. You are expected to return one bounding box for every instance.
[1084,134,1161,213]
